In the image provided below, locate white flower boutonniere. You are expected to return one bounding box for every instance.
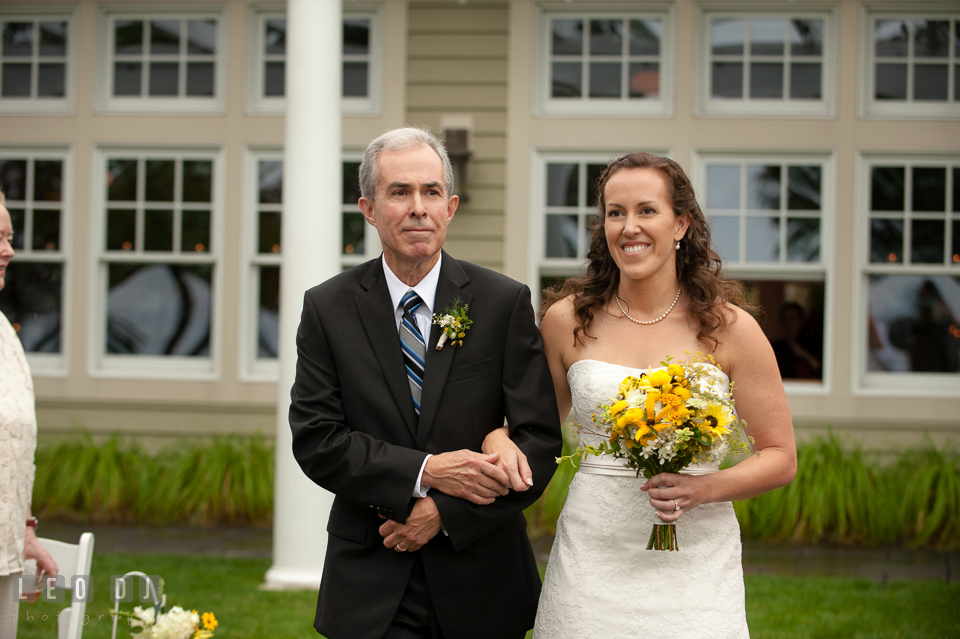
[432,298,472,351]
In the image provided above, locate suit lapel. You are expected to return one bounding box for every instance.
[417,253,472,447]
[356,259,418,439]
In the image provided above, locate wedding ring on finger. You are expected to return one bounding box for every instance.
[674,499,680,512]
[395,544,407,552]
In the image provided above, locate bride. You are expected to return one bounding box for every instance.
[487,152,796,638]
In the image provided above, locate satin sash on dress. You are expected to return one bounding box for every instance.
[577,454,720,477]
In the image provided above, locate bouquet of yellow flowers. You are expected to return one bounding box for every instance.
[560,355,750,551]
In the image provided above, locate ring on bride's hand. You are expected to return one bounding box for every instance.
[674,499,680,512]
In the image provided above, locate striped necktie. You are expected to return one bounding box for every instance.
[399,290,426,417]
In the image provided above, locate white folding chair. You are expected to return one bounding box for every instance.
[24,532,95,639]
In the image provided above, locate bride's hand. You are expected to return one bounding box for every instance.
[642,473,702,522]
[481,426,533,492]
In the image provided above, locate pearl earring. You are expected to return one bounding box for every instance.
[675,240,681,250]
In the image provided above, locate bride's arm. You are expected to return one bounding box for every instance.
[644,306,797,520]
[482,297,576,488]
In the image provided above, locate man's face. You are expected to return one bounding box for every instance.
[359,145,457,272]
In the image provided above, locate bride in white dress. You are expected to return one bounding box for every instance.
[485,153,796,638]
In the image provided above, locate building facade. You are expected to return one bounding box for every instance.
[1,0,958,451]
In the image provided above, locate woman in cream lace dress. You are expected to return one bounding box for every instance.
[487,153,796,638]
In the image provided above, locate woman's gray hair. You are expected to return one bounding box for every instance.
[358,127,454,201]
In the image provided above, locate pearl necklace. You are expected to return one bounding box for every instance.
[615,288,682,326]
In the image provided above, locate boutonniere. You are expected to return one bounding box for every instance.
[432,298,472,351]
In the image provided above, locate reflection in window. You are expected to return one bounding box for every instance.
[0,19,68,100]
[0,155,65,353]
[873,17,959,104]
[543,160,606,262]
[742,280,824,381]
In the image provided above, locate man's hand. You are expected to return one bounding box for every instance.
[482,426,533,492]
[379,496,443,552]
[421,450,511,505]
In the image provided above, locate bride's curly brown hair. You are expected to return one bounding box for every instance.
[540,152,747,350]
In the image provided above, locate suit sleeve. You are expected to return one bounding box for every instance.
[289,291,427,521]
[431,284,563,550]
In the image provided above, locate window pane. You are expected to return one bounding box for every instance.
[914,64,948,101]
[186,62,214,96]
[790,63,821,99]
[34,160,62,202]
[589,62,621,98]
[32,209,60,251]
[343,61,368,97]
[3,22,32,56]
[750,63,784,99]
[586,163,605,208]
[7,208,23,249]
[113,62,141,96]
[342,161,361,204]
[114,20,142,55]
[264,61,284,96]
[628,62,659,98]
[552,62,581,98]
[187,20,215,55]
[106,209,136,251]
[870,166,904,211]
[952,220,960,264]
[1,63,31,97]
[746,217,780,261]
[787,218,819,262]
[149,62,178,96]
[708,216,739,262]
[912,167,946,212]
[867,275,960,372]
[790,20,822,56]
[39,22,67,56]
[258,161,282,204]
[712,62,742,98]
[0,261,62,353]
[870,219,903,263]
[145,160,175,201]
[914,20,949,58]
[711,19,743,55]
[143,209,173,252]
[750,19,785,56]
[742,280,824,381]
[787,166,821,210]
[546,163,578,207]
[0,160,27,200]
[258,211,281,254]
[912,219,944,264]
[150,20,180,55]
[706,165,740,209]
[343,19,369,55]
[182,160,212,202]
[590,20,622,56]
[107,159,138,202]
[747,165,781,210]
[955,167,960,213]
[629,19,660,55]
[552,19,582,55]
[875,20,908,57]
[265,20,285,55]
[106,263,212,356]
[545,214,579,258]
[37,63,65,97]
[258,266,280,358]
[181,210,210,252]
[342,212,365,255]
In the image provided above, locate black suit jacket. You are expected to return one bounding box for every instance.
[290,252,562,639]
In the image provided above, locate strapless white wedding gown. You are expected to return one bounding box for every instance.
[533,360,749,639]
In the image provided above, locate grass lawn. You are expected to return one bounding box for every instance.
[15,553,959,639]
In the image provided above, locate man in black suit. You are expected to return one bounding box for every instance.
[290,127,562,639]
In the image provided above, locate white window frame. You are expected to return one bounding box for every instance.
[695,5,837,119]
[859,8,960,119]
[0,9,76,115]
[0,146,71,376]
[95,6,227,115]
[245,5,382,116]
[693,150,836,395]
[88,146,224,380]
[854,152,960,397]
[239,148,380,381]
[533,5,674,118]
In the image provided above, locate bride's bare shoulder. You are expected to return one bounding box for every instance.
[541,294,578,330]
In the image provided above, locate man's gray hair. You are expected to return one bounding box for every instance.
[358,126,454,201]
[0,189,5,206]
